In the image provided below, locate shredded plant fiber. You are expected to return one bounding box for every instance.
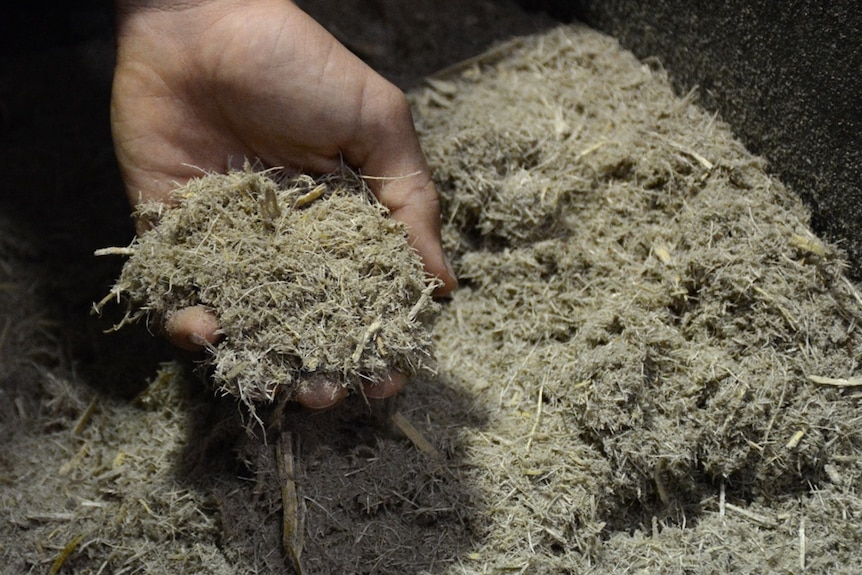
[413,24,862,572]
[7,22,861,575]
[97,167,440,405]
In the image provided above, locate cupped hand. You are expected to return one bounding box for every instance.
[112,0,454,407]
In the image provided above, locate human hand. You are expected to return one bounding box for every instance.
[111,0,455,407]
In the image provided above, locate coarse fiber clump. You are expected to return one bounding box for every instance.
[98,167,440,405]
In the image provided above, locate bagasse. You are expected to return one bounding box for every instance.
[96,167,440,406]
[414,25,862,572]
[4,20,862,575]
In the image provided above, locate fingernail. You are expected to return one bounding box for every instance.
[188,333,209,348]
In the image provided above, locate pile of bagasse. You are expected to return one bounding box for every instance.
[3,24,861,575]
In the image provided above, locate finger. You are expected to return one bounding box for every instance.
[363,370,407,400]
[294,376,349,410]
[382,176,458,297]
[163,305,222,351]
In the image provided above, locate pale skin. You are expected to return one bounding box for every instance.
[112,0,456,408]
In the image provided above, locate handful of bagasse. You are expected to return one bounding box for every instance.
[95,165,441,412]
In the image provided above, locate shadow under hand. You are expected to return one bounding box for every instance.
[179,370,487,575]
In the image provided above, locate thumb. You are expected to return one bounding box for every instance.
[347,90,457,296]
[379,172,457,297]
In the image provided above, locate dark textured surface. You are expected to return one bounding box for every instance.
[522,0,862,276]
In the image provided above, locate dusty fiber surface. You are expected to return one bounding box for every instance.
[414,25,862,573]
[3,13,862,575]
[98,168,439,407]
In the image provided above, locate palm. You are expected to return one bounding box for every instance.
[114,1,380,201]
